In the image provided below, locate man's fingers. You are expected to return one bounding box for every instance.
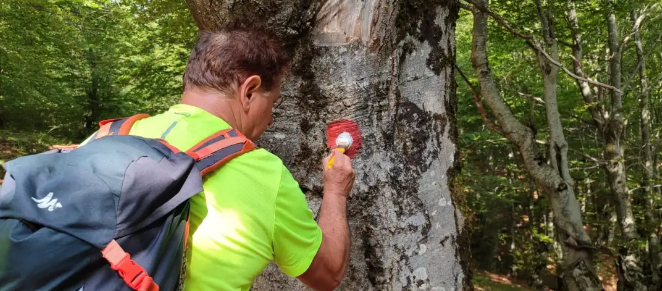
[322,150,335,170]
[332,149,348,167]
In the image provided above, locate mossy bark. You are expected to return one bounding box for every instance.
[183,0,469,290]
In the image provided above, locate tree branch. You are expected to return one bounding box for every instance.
[463,0,533,40]
[533,39,622,93]
[456,64,504,135]
[534,0,552,43]
[619,3,659,52]
[622,32,662,94]
[465,0,621,94]
[558,39,575,48]
[629,185,662,194]
[459,2,473,11]
[567,147,605,164]
[518,92,545,104]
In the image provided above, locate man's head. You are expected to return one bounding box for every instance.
[182,26,290,140]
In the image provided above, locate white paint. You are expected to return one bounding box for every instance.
[418,244,428,255]
[404,212,427,227]
[413,267,428,281]
[438,197,449,207]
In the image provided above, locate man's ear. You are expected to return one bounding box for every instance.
[239,75,262,112]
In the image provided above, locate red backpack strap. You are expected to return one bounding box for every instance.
[102,240,159,291]
[95,113,150,139]
[186,128,255,175]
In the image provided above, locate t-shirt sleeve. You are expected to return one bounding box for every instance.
[272,165,323,278]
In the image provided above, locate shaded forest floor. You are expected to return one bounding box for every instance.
[0,129,69,178]
[472,270,541,291]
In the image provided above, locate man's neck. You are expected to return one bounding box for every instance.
[180,87,242,130]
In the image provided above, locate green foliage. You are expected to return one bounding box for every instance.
[472,272,536,291]
[0,0,195,139]
[0,129,68,178]
[0,0,660,287]
[457,0,662,285]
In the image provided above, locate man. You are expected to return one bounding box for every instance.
[88,27,355,290]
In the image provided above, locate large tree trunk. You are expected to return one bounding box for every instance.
[469,0,601,290]
[183,1,470,290]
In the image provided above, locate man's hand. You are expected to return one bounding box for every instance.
[322,149,356,198]
[297,149,354,291]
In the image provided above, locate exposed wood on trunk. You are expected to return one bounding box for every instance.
[183,0,469,290]
[468,1,601,290]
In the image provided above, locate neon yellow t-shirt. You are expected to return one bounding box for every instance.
[105,104,322,291]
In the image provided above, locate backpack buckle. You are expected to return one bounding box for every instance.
[102,240,159,290]
[112,253,148,290]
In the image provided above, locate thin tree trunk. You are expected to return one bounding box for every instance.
[632,8,659,288]
[0,55,4,128]
[567,1,643,288]
[183,1,470,290]
[605,2,644,289]
[469,1,601,290]
[566,0,605,129]
[84,48,101,138]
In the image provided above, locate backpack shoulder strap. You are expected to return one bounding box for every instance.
[186,128,255,175]
[95,113,150,139]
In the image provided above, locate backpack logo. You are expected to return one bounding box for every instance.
[31,192,62,211]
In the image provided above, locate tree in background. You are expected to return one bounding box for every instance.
[0,0,195,140]
[464,0,602,289]
[458,0,662,289]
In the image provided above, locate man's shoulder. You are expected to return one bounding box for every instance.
[205,146,288,189]
[232,147,284,168]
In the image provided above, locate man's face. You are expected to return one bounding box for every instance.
[243,78,281,141]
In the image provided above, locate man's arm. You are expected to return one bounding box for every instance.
[297,149,354,291]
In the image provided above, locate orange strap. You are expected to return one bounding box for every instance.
[184,129,255,175]
[102,240,159,291]
[186,137,247,160]
[186,129,234,153]
[96,114,150,139]
[199,142,254,176]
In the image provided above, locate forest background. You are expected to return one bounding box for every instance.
[1,0,661,290]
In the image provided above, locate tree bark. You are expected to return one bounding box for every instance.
[83,48,102,138]
[566,1,644,288]
[605,2,644,289]
[183,1,469,290]
[469,1,601,290]
[632,8,659,289]
[0,56,4,128]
